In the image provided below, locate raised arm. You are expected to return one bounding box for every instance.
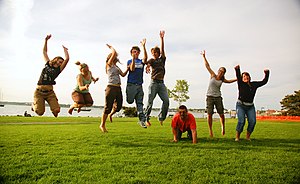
[129,55,136,72]
[43,34,51,62]
[119,66,130,77]
[141,38,147,63]
[60,45,69,72]
[234,65,242,83]
[259,69,270,86]
[160,30,165,58]
[223,78,237,84]
[106,44,117,66]
[201,50,215,77]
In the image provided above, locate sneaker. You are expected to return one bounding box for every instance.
[138,121,147,128]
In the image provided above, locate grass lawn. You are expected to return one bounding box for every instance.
[0,116,299,183]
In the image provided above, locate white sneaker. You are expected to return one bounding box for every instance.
[138,121,147,128]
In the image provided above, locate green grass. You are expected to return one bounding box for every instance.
[0,116,299,183]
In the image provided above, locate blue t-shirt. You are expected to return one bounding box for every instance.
[127,59,144,85]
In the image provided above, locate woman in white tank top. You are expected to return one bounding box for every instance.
[201,50,237,138]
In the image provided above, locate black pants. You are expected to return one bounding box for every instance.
[176,128,192,140]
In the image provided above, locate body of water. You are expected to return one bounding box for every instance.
[0,104,233,119]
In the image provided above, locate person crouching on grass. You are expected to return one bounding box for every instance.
[32,34,69,117]
[68,61,99,115]
[171,105,197,144]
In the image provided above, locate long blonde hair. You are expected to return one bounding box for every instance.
[105,53,121,73]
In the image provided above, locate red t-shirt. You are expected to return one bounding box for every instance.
[171,112,196,132]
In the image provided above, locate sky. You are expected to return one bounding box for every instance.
[0,0,299,111]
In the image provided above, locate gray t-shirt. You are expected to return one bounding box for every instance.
[206,77,223,97]
[107,65,121,85]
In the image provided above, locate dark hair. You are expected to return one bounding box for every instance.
[219,67,226,81]
[179,105,188,112]
[130,46,140,53]
[241,72,251,83]
[151,47,160,55]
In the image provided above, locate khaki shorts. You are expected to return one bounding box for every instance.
[71,91,93,105]
[206,96,224,115]
[33,89,60,115]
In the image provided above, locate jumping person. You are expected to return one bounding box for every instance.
[100,44,129,133]
[234,65,270,141]
[201,50,237,137]
[144,30,169,126]
[32,34,69,117]
[68,61,99,115]
[126,39,148,128]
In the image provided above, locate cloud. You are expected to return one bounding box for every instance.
[0,0,299,110]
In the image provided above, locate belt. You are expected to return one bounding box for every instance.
[128,82,142,86]
[37,89,53,93]
[237,99,254,106]
[152,79,164,83]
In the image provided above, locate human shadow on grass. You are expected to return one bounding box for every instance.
[194,137,300,151]
[110,136,300,152]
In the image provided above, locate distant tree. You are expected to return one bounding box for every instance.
[280,90,300,116]
[123,107,137,117]
[168,80,190,106]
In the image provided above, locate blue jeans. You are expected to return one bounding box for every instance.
[126,83,146,122]
[145,80,169,122]
[236,102,256,133]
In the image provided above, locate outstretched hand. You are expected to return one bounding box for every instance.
[45,34,51,40]
[106,44,112,49]
[62,45,68,50]
[200,50,206,57]
[94,77,99,83]
[160,30,165,38]
[146,64,151,74]
[140,38,146,46]
[264,69,270,73]
[235,65,240,69]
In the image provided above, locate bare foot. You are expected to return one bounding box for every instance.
[235,138,240,142]
[246,132,251,141]
[68,107,74,115]
[209,131,214,138]
[146,121,151,127]
[53,112,58,117]
[160,121,163,126]
[99,126,108,133]
[221,127,225,136]
[108,114,113,123]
